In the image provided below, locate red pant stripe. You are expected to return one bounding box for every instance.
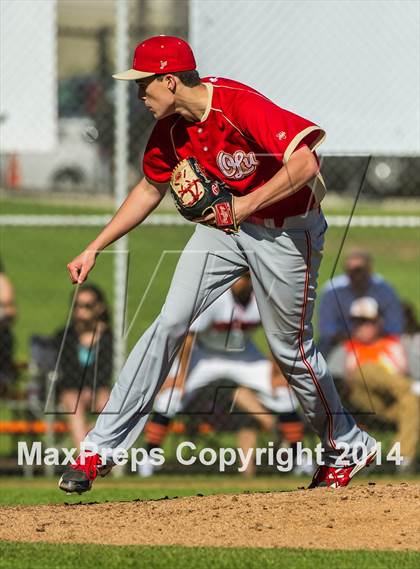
[298,230,336,451]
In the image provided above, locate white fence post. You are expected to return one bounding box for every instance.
[113,0,129,380]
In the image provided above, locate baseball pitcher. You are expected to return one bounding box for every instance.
[60,36,377,493]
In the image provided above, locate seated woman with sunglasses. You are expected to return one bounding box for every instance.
[54,284,113,449]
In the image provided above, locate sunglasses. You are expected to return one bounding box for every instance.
[347,266,368,275]
[75,301,96,310]
[351,317,377,324]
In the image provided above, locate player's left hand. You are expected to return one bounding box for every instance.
[193,195,255,228]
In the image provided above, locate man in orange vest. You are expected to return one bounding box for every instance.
[345,297,419,471]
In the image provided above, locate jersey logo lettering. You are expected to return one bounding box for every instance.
[276,131,287,140]
[216,150,259,179]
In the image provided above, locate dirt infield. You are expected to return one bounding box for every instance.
[1,482,419,550]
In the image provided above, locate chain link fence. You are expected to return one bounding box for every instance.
[1,0,188,194]
[1,0,419,196]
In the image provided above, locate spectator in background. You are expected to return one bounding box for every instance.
[55,284,113,449]
[344,297,418,471]
[318,249,403,357]
[0,272,18,395]
[401,301,420,395]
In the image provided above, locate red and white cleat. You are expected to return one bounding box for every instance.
[59,452,112,494]
[308,446,378,489]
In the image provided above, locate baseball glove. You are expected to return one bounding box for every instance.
[169,157,239,233]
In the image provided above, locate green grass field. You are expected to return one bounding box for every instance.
[0,195,419,360]
[2,542,418,569]
[1,192,420,216]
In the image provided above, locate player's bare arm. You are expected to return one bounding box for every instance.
[196,146,318,226]
[160,332,195,391]
[176,332,195,385]
[241,146,319,213]
[234,387,275,432]
[67,177,167,284]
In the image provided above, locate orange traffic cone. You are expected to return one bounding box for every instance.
[6,153,21,189]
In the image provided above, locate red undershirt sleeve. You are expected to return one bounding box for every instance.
[142,121,176,184]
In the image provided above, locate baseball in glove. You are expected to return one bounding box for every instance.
[169,157,239,233]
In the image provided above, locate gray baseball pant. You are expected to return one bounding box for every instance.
[85,209,376,465]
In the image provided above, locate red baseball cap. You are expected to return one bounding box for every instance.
[113,35,196,80]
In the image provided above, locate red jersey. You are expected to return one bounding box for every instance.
[143,76,326,226]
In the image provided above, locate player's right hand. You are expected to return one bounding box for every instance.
[67,249,97,284]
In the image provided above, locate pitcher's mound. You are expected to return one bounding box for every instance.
[1,482,419,550]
